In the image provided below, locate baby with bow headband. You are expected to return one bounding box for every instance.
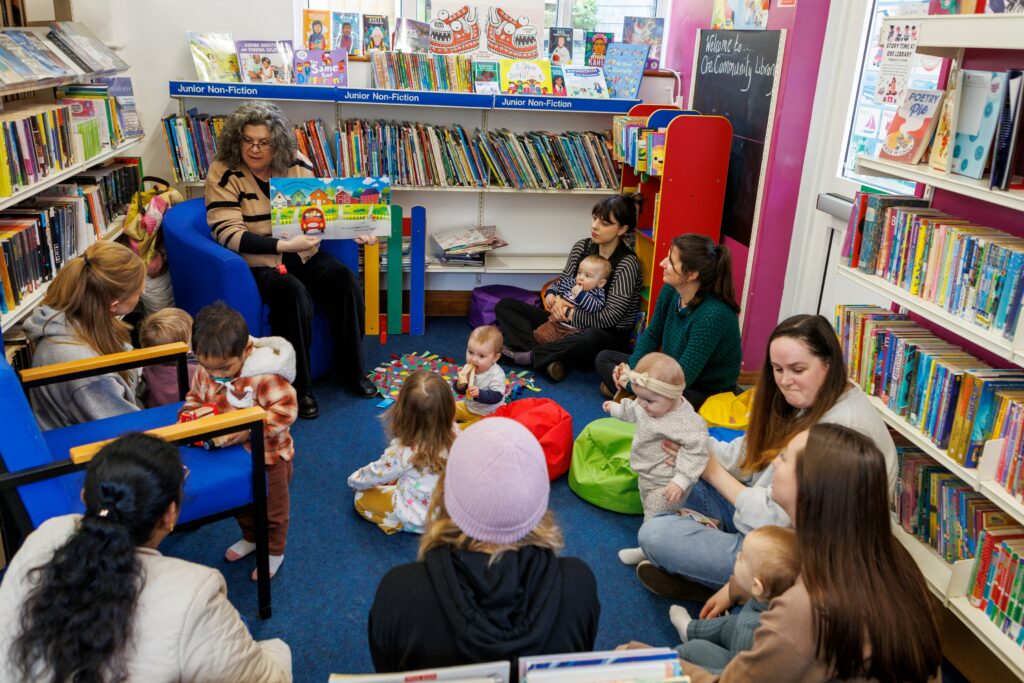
[603,352,709,566]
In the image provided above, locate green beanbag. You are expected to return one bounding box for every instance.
[568,418,643,515]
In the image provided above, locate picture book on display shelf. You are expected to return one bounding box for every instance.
[92,76,144,139]
[47,21,128,73]
[427,1,543,60]
[550,65,566,95]
[499,58,552,95]
[293,48,348,86]
[952,70,1007,179]
[237,40,294,84]
[878,89,945,164]
[332,12,360,56]
[303,9,330,49]
[990,69,1023,190]
[363,15,390,53]
[473,60,500,93]
[548,27,572,66]
[604,42,648,99]
[585,31,611,67]
[393,18,429,53]
[187,32,240,82]
[622,16,664,69]
[2,28,76,78]
[929,69,963,173]
[270,177,392,241]
[563,66,608,98]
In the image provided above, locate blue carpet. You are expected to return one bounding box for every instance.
[159,317,970,682]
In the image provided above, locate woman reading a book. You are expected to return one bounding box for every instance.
[622,424,941,682]
[595,233,742,410]
[496,194,643,382]
[632,315,896,600]
[205,101,378,420]
[368,419,600,672]
[0,433,293,682]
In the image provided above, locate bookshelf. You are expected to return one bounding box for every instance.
[850,15,1024,675]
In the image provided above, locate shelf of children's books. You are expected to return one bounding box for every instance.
[879,14,1024,58]
[0,138,143,214]
[867,395,980,487]
[391,185,613,194]
[855,155,1024,213]
[947,596,1024,679]
[492,94,641,115]
[428,253,565,274]
[0,216,127,330]
[890,519,953,600]
[837,265,1018,363]
[978,480,1024,528]
[0,67,128,99]
[169,80,336,102]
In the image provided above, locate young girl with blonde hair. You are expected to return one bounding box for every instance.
[348,371,457,534]
[24,241,146,429]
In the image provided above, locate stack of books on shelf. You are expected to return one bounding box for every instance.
[431,224,507,267]
[874,67,1024,191]
[337,119,617,190]
[0,23,126,89]
[160,110,227,183]
[897,446,1010,562]
[965,524,1024,647]
[835,304,1024,468]
[0,103,75,197]
[294,119,336,177]
[370,51,474,93]
[842,192,1024,341]
[57,81,139,156]
[612,115,665,176]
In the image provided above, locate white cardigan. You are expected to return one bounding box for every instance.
[0,515,292,683]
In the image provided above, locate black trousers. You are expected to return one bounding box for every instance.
[251,251,365,397]
[594,349,737,411]
[494,298,632,373]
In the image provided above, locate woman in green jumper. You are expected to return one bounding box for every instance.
[595,234,742,409]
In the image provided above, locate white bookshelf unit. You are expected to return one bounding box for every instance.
[168,77,638,281]
[852,13,1024,678]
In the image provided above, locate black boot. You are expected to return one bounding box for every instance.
[298,392,320,419]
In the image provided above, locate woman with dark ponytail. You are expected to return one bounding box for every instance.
[496,193,644,382]
[595,234,742,409]
[0,433,292,682]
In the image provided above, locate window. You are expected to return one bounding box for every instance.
[840,0,942,193]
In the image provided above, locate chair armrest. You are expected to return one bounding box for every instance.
[69,406,267,464]
[20,343,190,389]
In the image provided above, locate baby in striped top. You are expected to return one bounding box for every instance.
[533,254,612,345]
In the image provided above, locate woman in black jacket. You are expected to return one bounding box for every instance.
[368,418,600,673]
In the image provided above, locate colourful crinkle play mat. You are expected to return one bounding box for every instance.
[368,351,540,406]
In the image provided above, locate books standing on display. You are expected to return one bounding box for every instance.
[186,31,241,83]
[293,48,348,86]
[393,18,430,53]
[622,16,664,70]
[0,23,125,88]
[370,51,473,92]
[160,110,225,184]
[236,40,294,84]
[603,43,649,100]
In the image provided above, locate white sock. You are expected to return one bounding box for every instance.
[225,539,256,561]
[670,604,693,643]
[618,547,646,565]
[251,554,285,581]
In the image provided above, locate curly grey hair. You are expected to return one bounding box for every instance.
[215,100,297,174]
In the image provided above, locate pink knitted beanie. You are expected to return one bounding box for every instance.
[444,417,550,544]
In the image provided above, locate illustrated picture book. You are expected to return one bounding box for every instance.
[473,59,501,94]
[186,31,241,82]
[363,15,391,53]
[548,27,572,66]
[428,1,542,59]
[603,42,648,100]
[584,31,611,67]
[929,69,963,173]
[332,12,360,56]
[562,65,608,98]
[293,48,348,86]
[622,16,664,69]
[270,177,392,241]
[952,70,1008,179]
[550,65,567,95]
[499,58,553,95]
[878,88,945,164]
[236,40,294,84]
[303,8,330,50]
[393,17,430,53]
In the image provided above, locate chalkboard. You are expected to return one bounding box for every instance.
[690,29,785,247]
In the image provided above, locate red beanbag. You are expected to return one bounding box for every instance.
[487,398,573,480]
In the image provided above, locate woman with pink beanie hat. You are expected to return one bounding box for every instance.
[368,418,600,673]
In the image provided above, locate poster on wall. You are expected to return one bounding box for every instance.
[711,0,769,30]
[428,1,544,60]
[874,20,919,104]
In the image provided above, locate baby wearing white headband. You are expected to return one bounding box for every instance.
[603,352,709,566]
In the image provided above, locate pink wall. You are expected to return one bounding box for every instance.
[664,0,832,367]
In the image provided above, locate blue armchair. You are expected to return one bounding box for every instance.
[0,343,274,618]
[163,197,359,379]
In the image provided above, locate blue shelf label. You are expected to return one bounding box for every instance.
[493,95,639,114]
[336,88,492,108]
[169,81,335,101]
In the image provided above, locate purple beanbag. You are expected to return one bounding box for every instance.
[469,284,540,328]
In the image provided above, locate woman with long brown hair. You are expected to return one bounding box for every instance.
[596,233,742,409]
[24,241,146,430]
[634,314,896,600]
[368,418,599,672]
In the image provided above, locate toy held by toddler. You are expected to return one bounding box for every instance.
[179,301,299,580]
[669,526,799,673]
[138,307,198,408]
[534,254,611,345]
[453,325,506,425]
[603,352,709,565]
[348,371,457,534]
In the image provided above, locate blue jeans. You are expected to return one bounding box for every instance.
[637,481,744,589]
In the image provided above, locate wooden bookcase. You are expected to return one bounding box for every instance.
[618,104,732,319]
